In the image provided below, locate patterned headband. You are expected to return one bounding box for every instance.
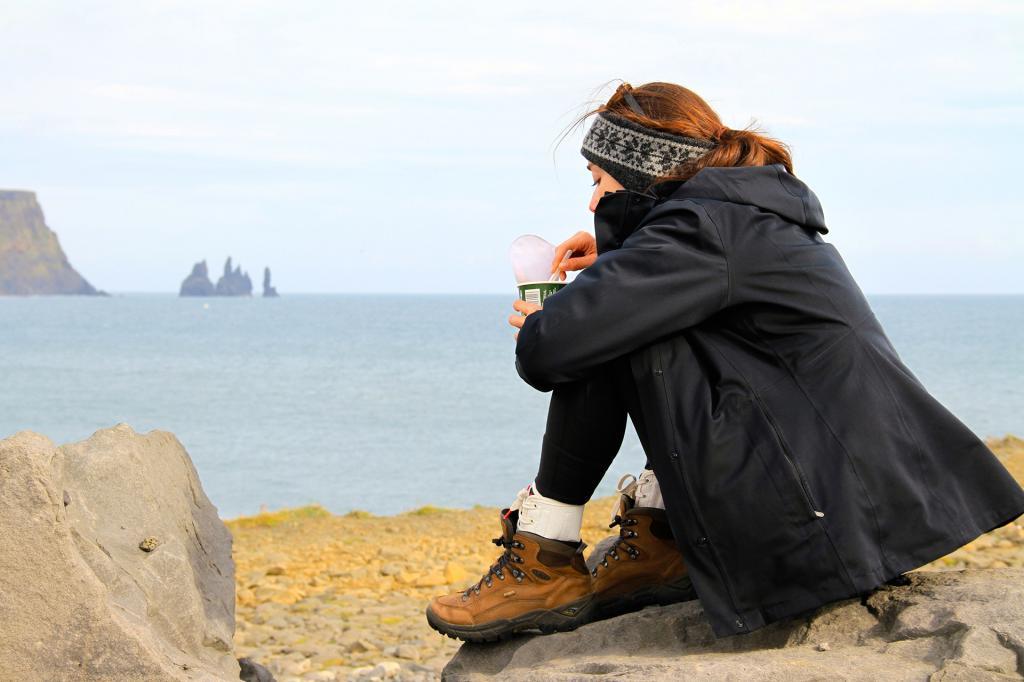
[580,110,717,193]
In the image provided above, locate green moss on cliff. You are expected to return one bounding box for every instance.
[0,190,102,295]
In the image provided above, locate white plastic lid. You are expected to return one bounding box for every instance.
[509,234,556,284]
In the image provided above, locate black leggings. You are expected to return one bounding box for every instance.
[533,354,652,505]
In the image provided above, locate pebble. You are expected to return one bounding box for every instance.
[346,639,379,654]
[443,562,469,584]
[372,661,402,679]
[396,644,420,660]
[303,672,337,681]
[138,536,160,552]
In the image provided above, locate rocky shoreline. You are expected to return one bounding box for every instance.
[1,426,1020,680]
[226,435,1024,682]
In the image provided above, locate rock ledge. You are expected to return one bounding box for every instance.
[444,567,1024,681]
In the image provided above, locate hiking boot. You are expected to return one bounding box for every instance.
[588,474,697,620]
[425,508,596,642]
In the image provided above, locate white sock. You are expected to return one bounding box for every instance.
[508,480,583,542]
[634,468,665,509]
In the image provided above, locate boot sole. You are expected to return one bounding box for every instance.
[595,573,698,621]
[425,593,596,643]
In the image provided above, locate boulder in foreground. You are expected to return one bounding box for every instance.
[0,424,239,680]
[444,567,1024,680]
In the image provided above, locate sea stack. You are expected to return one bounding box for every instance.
[214,257,253,296]
[179,260,215,296]
[262,267,279,298]
[0,190,104,296]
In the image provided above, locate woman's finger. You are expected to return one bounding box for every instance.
[551,232,589,271]
[561,255,596,272]
[508,313,525,329]
[512,299,542,316]
[553,233,596,271]
[551,243,572,273]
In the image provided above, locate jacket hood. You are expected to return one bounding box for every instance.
[659,163,828,234]
[594,163,827,253]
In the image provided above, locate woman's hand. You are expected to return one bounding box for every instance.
[509,299,541,340]
[551,231,597,281]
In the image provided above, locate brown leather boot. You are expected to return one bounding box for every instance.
[587,478,697,620]
[425,508,596,642]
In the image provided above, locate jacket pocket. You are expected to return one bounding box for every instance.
[750,393,824,522]
[682,394,831,609]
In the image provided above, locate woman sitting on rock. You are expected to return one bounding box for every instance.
[425,80,1024,642]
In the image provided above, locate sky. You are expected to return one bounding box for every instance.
[1,1,1021,294]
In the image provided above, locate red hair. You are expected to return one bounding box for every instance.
[558,80,795,189]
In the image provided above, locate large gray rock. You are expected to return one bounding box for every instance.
[0,424,239,680]
[443,568,1024,680]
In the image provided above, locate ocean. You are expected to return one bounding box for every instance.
[1,294,1021,519]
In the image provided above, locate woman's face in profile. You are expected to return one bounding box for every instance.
[588,162,625,213]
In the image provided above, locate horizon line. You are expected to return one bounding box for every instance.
[9,291,1023,298]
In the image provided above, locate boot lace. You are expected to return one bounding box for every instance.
[461,535,527,599]
[591,514,641,576]
[592,473,643,577]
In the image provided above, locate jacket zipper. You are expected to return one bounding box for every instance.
[652,346,746,628]
[751,393,823,521]
[751,391,860,595]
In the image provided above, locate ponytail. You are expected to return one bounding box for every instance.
[671,125,794,185]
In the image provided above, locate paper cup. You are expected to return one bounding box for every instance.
[517,280,566,310]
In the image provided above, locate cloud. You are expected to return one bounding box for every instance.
[1,0,1021,292]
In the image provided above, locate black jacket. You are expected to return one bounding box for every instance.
[514,163,1024,638]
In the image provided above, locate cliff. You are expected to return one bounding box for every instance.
[0,190,103,295]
